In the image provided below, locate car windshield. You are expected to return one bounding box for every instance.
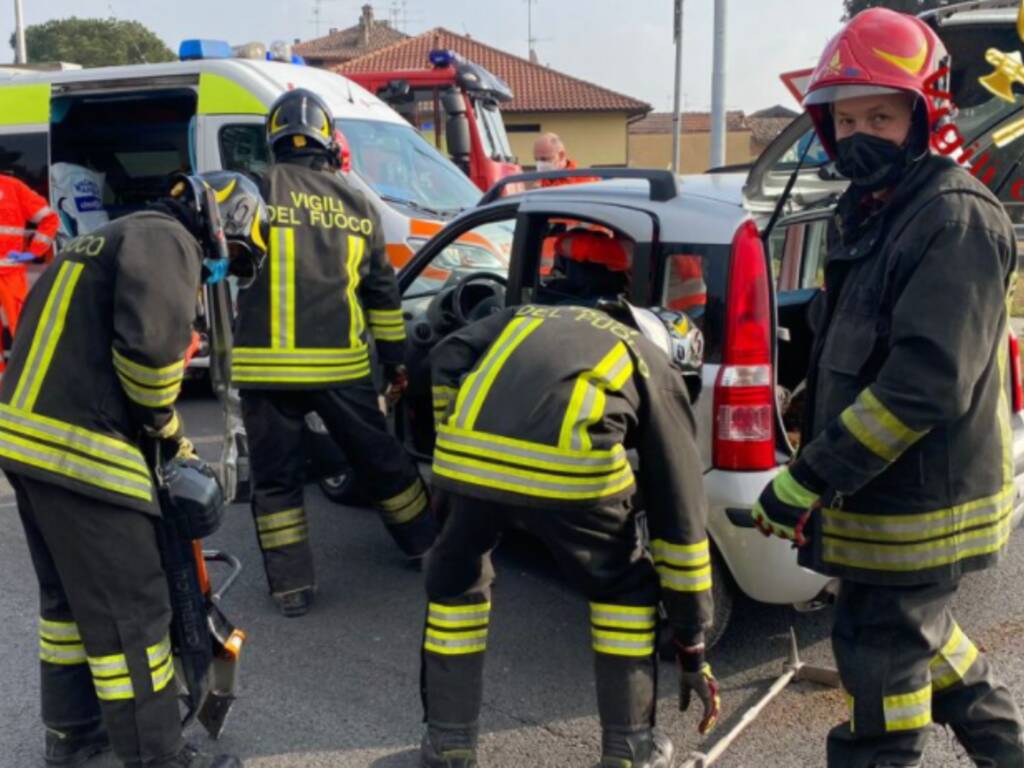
[337,118,481,216]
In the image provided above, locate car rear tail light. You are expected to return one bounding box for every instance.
[713,220,775,470]
[1009,332,1023,414]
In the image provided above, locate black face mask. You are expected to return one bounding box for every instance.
[835,133,914,193]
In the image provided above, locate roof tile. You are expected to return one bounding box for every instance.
[629,110,749,134]
[337,27,650,115]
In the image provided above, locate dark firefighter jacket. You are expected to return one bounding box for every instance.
[799,154,1017,586]
[430,303,712,632]
[232,161,406,389]
[0,212,201,515]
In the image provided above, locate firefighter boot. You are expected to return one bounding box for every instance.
[420,724,478,767]
[273,586,315,618]
[44,723,110,767]
[600,729,674,768]
[140,743,243,768]
[390,513,439,564]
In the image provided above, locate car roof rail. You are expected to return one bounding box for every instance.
[919,0,1018,24]
[479,168,678,205]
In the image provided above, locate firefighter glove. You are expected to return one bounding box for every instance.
[384,363,409,405]
[675,640,720,735]
[751,461,823,547]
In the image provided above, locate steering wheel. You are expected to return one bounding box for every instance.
[451,271,508,325]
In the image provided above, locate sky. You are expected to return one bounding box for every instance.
[4,0,846,114]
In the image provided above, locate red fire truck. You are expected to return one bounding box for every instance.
[346,49,522,191]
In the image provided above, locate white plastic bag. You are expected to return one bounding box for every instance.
[50,162,109,237]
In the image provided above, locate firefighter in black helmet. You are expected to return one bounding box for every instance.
[0,171,267,768]
[233,88,437,618]
[420,296,716,768]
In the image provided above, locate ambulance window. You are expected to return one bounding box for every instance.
[0,132,49,197]
[50,89,196,217]
[219,125,272,177]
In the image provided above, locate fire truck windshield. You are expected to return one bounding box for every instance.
[473,100,515,162]
[338,118,481,215]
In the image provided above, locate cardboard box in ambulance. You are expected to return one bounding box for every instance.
[0,53,489,365]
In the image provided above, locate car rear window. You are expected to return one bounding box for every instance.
[657,242,729,364]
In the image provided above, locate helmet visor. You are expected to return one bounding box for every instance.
[804,83,907,106]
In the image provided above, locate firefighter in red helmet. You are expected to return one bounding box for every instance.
[753,9,1024,766]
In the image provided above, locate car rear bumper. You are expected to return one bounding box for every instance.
[704,466,832,605]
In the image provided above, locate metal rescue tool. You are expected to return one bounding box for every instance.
[677,628,839,768]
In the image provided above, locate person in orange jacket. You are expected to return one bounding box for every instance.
[0,174,59,359]
[533,132,601,187]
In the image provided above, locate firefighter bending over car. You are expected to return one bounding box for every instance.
[232,89,437,618]
[0,171,266,768]
[419,233,716,767]
[753,9,1024,767]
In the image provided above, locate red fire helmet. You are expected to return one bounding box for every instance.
[803,7,951,158]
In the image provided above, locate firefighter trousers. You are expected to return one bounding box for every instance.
[10,473,183,766]
[828,579,1024,767]
[421,493,661,733]
[241,382,434,596]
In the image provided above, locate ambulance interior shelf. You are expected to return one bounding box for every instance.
[50,90,196,223]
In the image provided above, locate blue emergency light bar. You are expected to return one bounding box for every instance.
[179,39,232,61]
[429,49,456,68]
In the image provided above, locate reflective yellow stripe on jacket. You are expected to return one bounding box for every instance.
[452,317,542,430]
[344,235,366,348]
[0,406,152,503]
[367,307,406,343]
[820,483,1014,573]
[11,263,84,412]
[651,538,712,593]
[112,349,185,408]
[840,388,928,463]
[433,424,635,501]
[231,346,371,385]
[559,342,633,451]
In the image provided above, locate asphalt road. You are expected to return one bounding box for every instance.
[2,388,1024,767]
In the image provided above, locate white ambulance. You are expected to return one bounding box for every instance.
[0,43,491,358]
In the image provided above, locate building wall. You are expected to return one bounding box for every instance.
[628,131,755,174]
[503,111,631,168]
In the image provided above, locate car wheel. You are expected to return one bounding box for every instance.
[318,470,365,506]
[658,546,734,660]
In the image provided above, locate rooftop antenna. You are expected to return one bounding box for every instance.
[525,0,552,64]
[310,0,344,37]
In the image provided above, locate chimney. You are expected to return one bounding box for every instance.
[293,38,300,45]
[328,27,338,35]
[360,4,373,46]
[528,48,539,65]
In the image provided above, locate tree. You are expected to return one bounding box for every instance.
[12,17,175,67]
[843,0,955,20]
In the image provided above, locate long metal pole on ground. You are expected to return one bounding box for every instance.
[14,0,27,64]
[710,0,727,169]
[671,0,684,174]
